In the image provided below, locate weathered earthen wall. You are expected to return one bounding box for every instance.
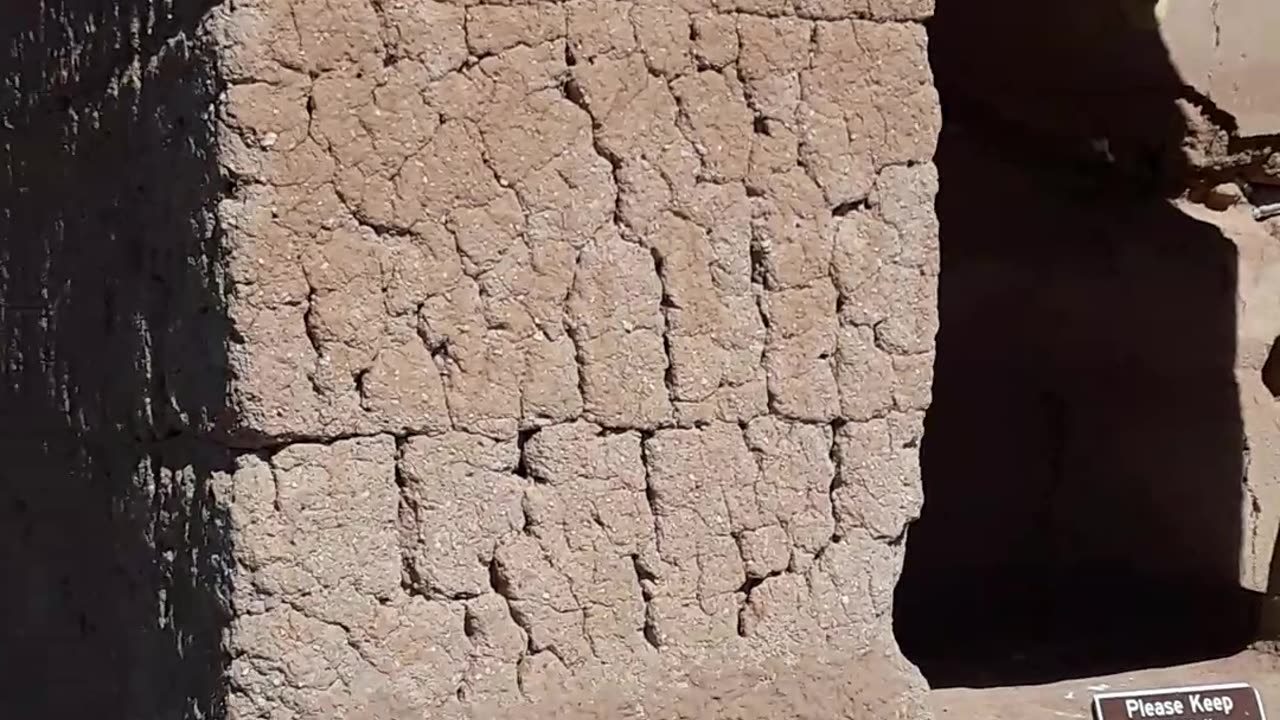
[7,0,1280,714]
[3,0,941,714]
[203,0,942,715]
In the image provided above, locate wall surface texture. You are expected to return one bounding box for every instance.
[203,0,942,716]
[7,0,1280,717]
[3,0,938,716]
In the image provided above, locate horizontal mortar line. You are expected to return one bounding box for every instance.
[226,414,887,453]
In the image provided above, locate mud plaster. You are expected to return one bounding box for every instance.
[199,0,941,715]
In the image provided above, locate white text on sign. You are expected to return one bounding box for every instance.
[1125,694,1236,718]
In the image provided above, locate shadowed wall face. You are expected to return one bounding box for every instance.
[0,1,231,717]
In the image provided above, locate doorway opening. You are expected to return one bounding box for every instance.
[893,0,1263,689]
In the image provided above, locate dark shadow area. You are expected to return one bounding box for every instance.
[0,1,232,717]
[1263,340,1280,398]
[895,0,1260,689]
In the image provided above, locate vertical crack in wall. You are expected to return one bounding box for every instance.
[393,434,421,597]
[651,246,679,410]
[826,418,847,549]
[637,428,665,652]
[631,552,662,649]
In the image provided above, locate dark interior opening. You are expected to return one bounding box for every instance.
[894,0,1262,689]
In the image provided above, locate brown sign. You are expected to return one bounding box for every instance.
[1093,683,1267,720]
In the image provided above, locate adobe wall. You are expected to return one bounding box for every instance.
[4,0,938,714]
[8,0,1275,717]
[206,0,942,716]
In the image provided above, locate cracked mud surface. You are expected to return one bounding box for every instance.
[204,0,941,715]
[10,0,1280,717]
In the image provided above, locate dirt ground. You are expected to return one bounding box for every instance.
[930,649,1280,719]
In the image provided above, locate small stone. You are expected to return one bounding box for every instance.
[1204,182,1244,211]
